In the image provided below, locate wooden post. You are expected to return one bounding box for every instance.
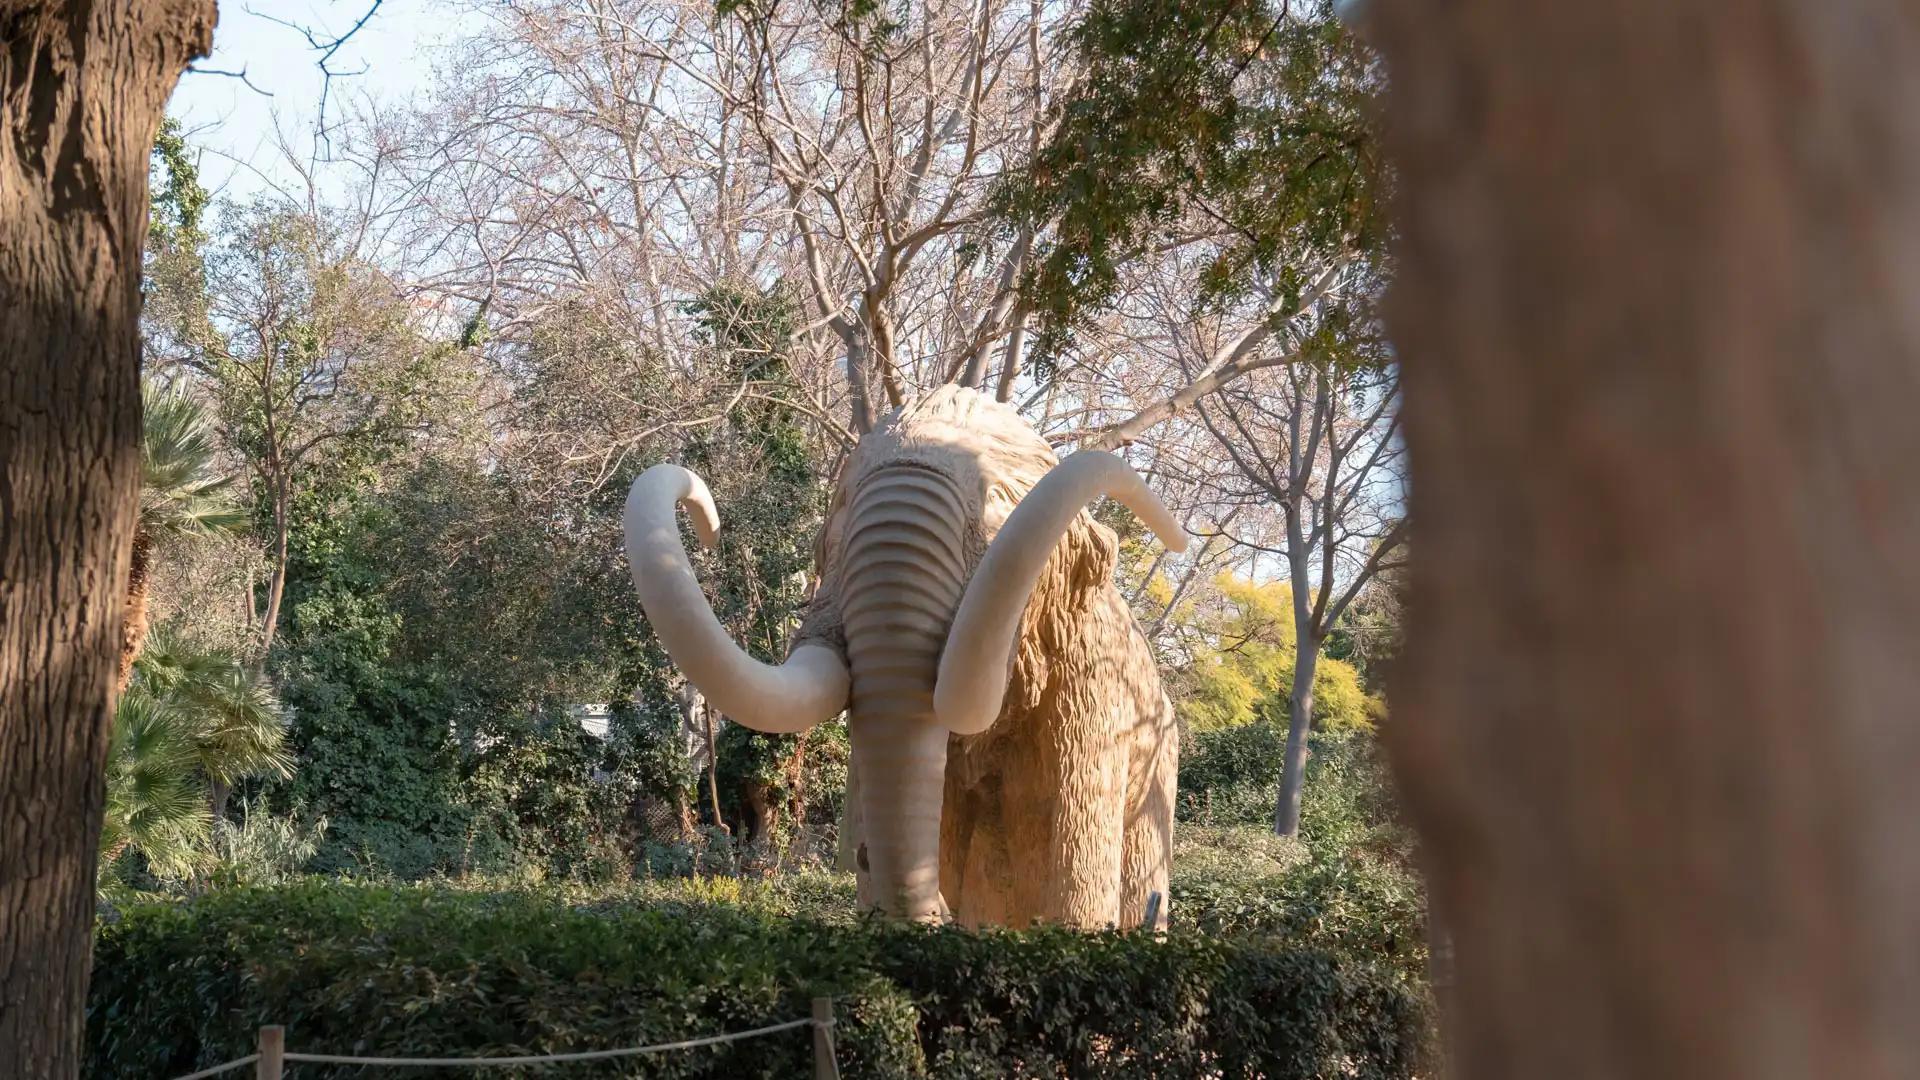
[255,1025,284,1080]
[811,997,840,1080]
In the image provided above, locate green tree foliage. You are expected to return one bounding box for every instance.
[147,199,464,655]
[995,0,1384,362]
[147,117,209,248]
[100,691,210,885]
[681,283,826,662]
[261,301,693,879]
[143,118,214,365]
[465,711,642,882]
[134,631,292,801]
[679,283,838,849]
[136,182,653,878]
[268,456,506,878]
[370,457,651,714]
[273,588,492,878]
[1176,575,1377,732]
[130,130,813,884]
[715,720,852,856]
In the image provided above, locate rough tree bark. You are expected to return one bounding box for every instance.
[1376,3,1920,1078]
[0,3,215,1076]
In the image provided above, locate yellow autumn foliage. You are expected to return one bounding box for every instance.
[1175,575,1378,733]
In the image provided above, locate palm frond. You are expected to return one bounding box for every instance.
[101,687,213,881]
[132,625,230,696]
[141,380,248,539]
[129,628,293,786]
[190,663,294,785]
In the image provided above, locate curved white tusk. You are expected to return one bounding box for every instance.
[933,452,1187,736]
[623,464,849,734]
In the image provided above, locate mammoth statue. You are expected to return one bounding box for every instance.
[624,385,1186,928]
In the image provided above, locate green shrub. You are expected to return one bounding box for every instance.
[621,848,1428,986]
[88,882,1427,1079]
[1177,722,1288,825]
[1171,824,1306,886]
[1171,725,1428,987]
[1172,842,1428,984]
[207,806,329,887]
[1178,727,1414,865]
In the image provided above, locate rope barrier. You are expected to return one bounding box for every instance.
[166,1009,839,1079]
[167,1055,258,1080]
[280,1017,818,1067]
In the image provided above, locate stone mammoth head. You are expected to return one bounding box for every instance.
[623,385,1186,919]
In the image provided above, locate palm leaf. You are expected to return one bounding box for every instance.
[189,663,294,785]
[132,628,294,786]
[101,687,212,880]
[140,380,248,539]
[104,635,293,887]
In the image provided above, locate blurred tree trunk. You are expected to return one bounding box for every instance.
[1377,3,1920,1078]
[0,3,215,1076]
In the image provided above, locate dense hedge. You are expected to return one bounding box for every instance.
[89,883,1427,1078]
[615,853,1428,985]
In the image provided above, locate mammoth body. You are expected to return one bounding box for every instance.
[625,386,1186,928]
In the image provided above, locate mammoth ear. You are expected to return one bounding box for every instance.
[1072,512,1121,592]
[934,452,1186,736]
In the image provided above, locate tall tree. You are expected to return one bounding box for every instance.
[1197,359,1405,835]
[404,0,1072,437]
[1004,0,1384,444]
[157,202,444,655]
[0,3,215,1075]
[1375,2,1920,1077]
[1169,573,1377,736]
[397,0,1371,459]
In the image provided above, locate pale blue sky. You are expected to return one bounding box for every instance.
[166,1,454,199]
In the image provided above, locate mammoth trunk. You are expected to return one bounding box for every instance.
[841,465,971,920]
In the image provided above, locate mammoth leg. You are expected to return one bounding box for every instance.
[939,768,971,918]
[956,823,1011,929]
[1120,693,1179,930]
[944,771,1014,929]
[1002,704,1127,928]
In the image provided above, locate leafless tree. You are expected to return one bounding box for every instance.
[381,0,1356,490]
[1195,359,1405,835]
[1015,238,1402,836]
[152,188,450,656]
